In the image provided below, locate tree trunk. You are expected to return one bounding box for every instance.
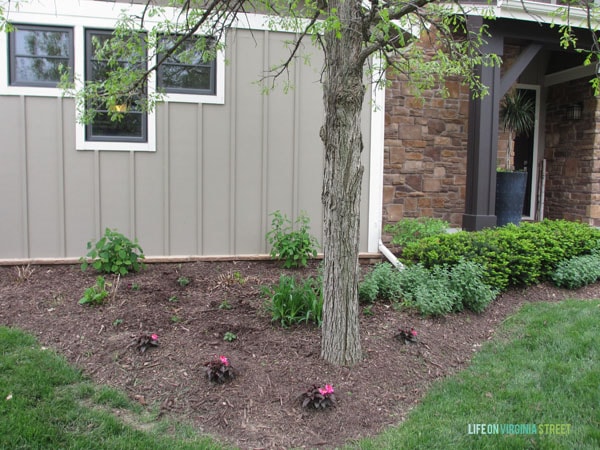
[320,0,366,366]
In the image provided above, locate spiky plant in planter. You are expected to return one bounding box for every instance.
[499,89,535,171]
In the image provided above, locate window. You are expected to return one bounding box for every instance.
[157,35,216,95]
[85,29,147,143]
[8,24,73,87]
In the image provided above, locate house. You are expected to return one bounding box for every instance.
[0,0,385,261]
[1,0,598,262]
[382,1,600,234]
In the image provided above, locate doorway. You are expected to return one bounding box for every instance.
[511,85,540,219]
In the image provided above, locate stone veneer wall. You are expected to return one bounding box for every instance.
[383,73,470,236]
[543,77,600,225]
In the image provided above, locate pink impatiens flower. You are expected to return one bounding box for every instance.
[219,355,230,366]
[318,384,335,396]
[151,334,159,341]
[410,328,417,337]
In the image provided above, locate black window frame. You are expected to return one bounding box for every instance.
[156,35,217,95]
[84,28,148,143]
[8,23,74,87]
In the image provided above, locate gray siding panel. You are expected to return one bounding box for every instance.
[0,96,26,258]
[168,102,201,255]
[0,28,374,260]
[25,97,63,257]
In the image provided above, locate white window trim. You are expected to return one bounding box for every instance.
[1,0,226,152]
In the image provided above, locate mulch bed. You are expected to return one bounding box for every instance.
[1,260,599,449]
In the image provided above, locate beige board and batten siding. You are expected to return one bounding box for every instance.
[0,28,373,260]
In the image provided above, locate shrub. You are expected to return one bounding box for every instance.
[401,219,600,291]
[449,260,498,313]
[262,274,323,327]
[358,262,404,303]
[552,254,600,289]
[81,228,145,276]
[266,211,319,268]
[384,217,449,248]
[359,260,496,316]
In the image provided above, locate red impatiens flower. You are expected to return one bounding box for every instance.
[318,384,335,396]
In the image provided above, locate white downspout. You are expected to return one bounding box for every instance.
[378,239,405,270]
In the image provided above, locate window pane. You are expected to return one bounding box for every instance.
[15,56,69,83]
[88,111,144,139]
[159,64,212,90]
[14,29,70,57]
[9,26,73,86]
[157,35,216,94]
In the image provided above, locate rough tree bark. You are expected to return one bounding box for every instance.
[320,0,366,365]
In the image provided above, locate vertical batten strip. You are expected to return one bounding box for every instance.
[229,30,237,254]
[163,103,171,255]
[260,30,270,253]
[292,40,301,221]
[19,96,30,257]
[196,103,203,255]
[56,97,67,256]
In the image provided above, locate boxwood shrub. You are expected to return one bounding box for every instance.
[400,219,600,291]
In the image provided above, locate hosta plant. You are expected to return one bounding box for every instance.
[205,355,235,384]
[300,384,336,410]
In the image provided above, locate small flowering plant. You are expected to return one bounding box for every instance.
[205,355,235,383]
[131,333,159,353]
[300,384,336,410]
[395,327,418,344]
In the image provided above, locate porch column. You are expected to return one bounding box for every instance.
[462,18,504,231]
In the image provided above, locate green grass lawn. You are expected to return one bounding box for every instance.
[355,299,600,449]
[1,299,598,449]
[0,326,225,450]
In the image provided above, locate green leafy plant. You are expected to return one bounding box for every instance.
[219,300,232,310]
[358,262,409,303]
[177,276,190,287]
[204,355,235,384]
[79,276,111,306]
[223,332,237,342]
[170,315,182,323]
[168,295,179,303]
[552,253,600,289]
[362,305,374,316]
[266,210,319,268]
[384,217,449,248]
[299,384,336,410]
[129,282,140,291]
[112,318,123,327]
[261,274,323,327]
[80,228,145,276]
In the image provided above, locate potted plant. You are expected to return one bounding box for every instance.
[495,89,535,226]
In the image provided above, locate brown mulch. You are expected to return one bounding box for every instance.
[1,259,599,449]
